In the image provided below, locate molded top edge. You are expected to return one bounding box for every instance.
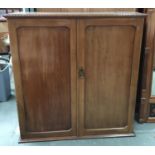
[4,12,146,18]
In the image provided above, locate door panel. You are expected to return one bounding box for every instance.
[85,26,135,129]
[18,27,71,132]
[77,18,144,136]
[12,19,77,139]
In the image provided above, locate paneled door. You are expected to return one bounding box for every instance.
[8,18,77,141]
[77,18,144,137]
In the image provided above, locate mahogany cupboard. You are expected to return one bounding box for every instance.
[5,12,145,142]
[137,9,155,123]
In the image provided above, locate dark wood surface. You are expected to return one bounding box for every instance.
[7,12,145,141]
[85,26,134,129]
[18,27,71,132]
[77,18,144,136]
[8,18,77,139]
[137,9,155,123]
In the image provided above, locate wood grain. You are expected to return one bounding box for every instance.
[84,26,135,129]
[137,9,155,122]
[7,13,145,141]
[77,18,144,136]
[18,27,71,132]
[8,18,77,139]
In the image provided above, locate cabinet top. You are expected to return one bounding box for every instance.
[4,12,146,19]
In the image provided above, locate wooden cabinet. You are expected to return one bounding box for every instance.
[6,12,145,142]
[137,9,155,123]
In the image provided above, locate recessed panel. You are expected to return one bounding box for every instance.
[85,26,135,129]
[17,27,71,132]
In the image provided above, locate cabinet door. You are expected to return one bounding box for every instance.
[77,18,144,137]
[8,19,77,141]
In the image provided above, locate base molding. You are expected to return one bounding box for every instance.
[19,133,135,143]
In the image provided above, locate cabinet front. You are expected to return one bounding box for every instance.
[77,18,144,137]
[9,19,77,140]
[8,15,144,141]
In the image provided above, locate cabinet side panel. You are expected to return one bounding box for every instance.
[17,27,71,132]
[85,26,135,129]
